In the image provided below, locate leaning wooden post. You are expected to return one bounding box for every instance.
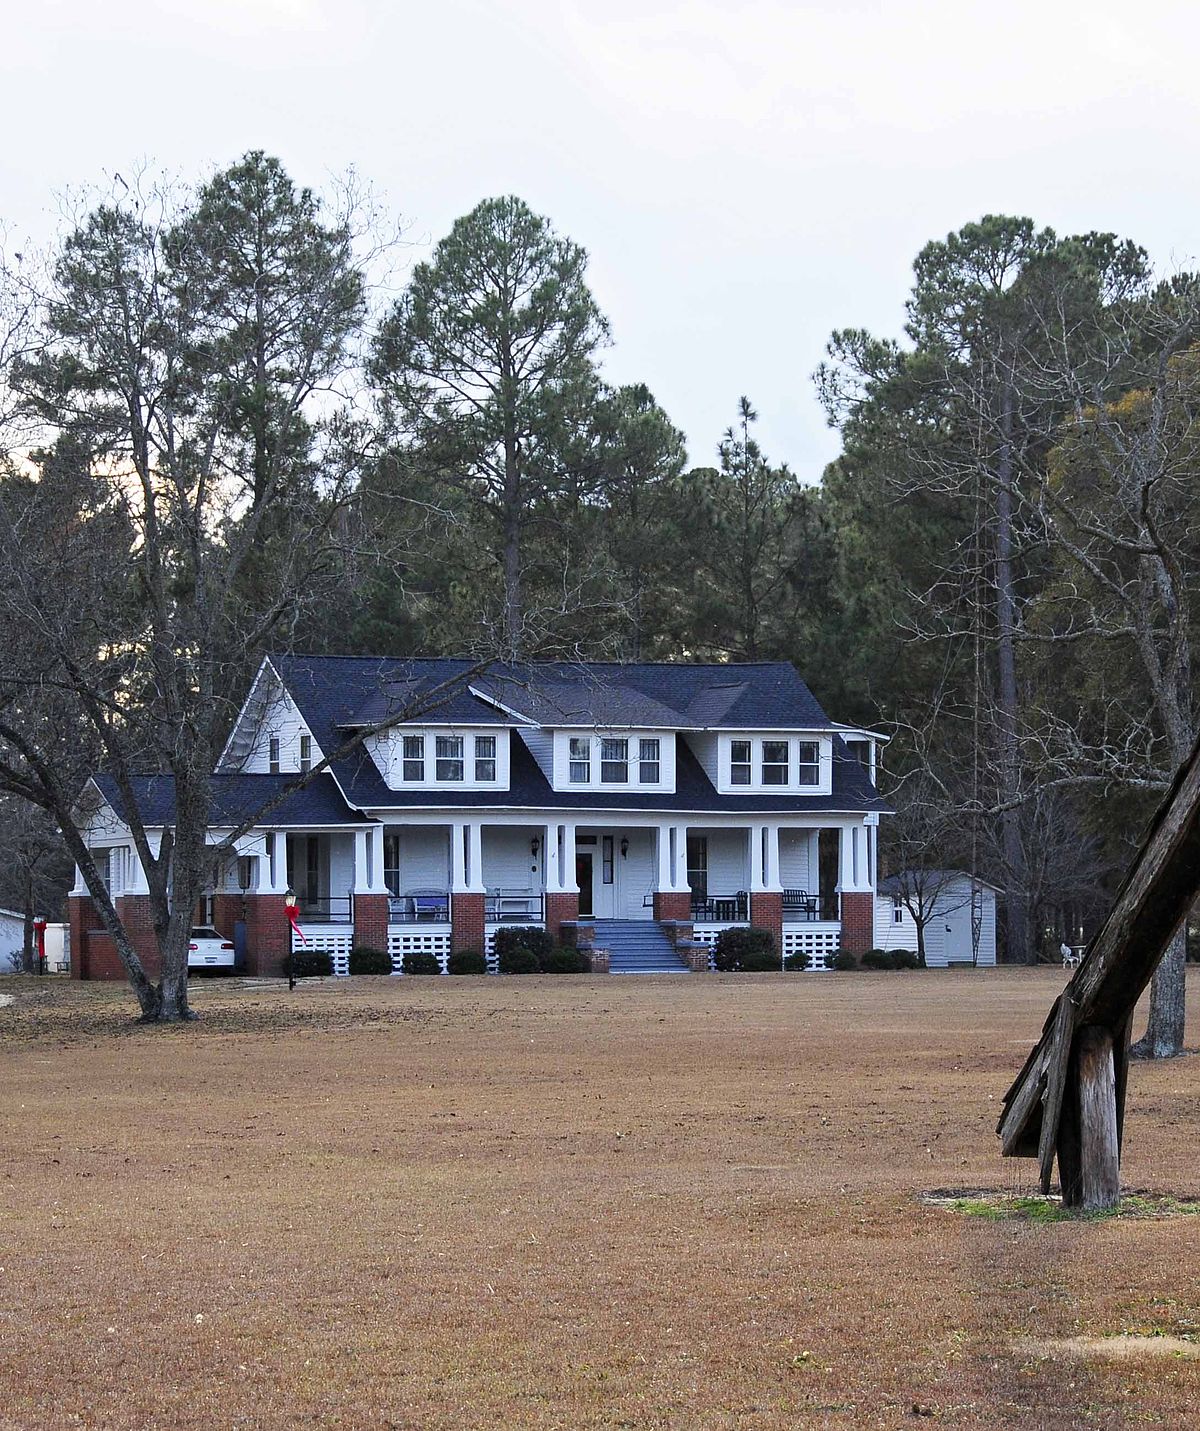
[998,732,1200,1209]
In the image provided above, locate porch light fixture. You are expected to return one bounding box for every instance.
[620,837,629,858]
[530,836,540,857]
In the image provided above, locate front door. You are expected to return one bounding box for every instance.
[576,851,594,917]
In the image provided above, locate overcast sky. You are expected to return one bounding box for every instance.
[5,0,1199,477]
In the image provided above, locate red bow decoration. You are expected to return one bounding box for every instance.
[33,917,47,965]
[283,892,308,946]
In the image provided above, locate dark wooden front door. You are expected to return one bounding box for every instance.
[576,852,594,917]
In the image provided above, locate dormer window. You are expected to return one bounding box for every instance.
[600,737,628,783]
[474,735,496,781]
[268,734,281,775]
[730,740,752,785]
[436,735,464,781]
[639,738,660,784]
[402,735,425,781]
[761,741,789,785]
[798,740,819,786]
[569,737,591,783]
[299,734,312,773]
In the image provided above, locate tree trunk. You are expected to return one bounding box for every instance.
[21,872,34,973]
[915,920,927,968]
[1132,922,1186,1058]
[993,384,1032,963]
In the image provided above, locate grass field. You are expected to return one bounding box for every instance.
[1,968,1198,1430]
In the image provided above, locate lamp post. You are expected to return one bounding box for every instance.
[283,888,300,991]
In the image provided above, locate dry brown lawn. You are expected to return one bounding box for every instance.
[1,968,1198,1430]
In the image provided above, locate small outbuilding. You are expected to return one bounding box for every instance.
[874,871,998,966]
[0,907,25,970]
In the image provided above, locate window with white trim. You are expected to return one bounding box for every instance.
[402,735,424,782]
[730,739,752,785]
[474,735,497,781]
[299,734,312,773]
[797,740,819,786]
[600,737,628,783]
[268,733,281,775]
[569,737,591,783]
[892,894,904,924]
[761,740,789,785]
[435,735,464,781]
[638,737,660,784]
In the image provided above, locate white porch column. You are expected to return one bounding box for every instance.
[656,823,673,891]
[748,823,767,892]
[72,863,88,896]
[126,841,151,895]
[672,823,690,891]
[806,830,821,891]
[837,822,872,893]
[543,822,561,892]
[763,823,783,892]
[466,820,485,893]
[449,821,468,892]
[262,832,289,894]
[559,823,578,894]
[354,826,389,895]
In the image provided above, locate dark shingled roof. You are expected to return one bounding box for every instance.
[244,656,891,818]
[91,772,368,829]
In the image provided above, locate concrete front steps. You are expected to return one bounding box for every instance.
[591,919,689,974]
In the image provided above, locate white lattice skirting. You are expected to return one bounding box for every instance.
[294,926,353,976]
[388,925,452,974]
[782,924,841,970]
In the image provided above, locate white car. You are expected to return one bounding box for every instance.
[188,926,236,972]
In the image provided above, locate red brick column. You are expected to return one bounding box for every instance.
[839,891,875,955]
[243,894,290,977]
[545,891,579,942]
[749,891,783,954]
[116,895,162,978]
[652,891,691,922]
[451,892,486,953]
[210,894,244,938]
[353,893,390,953]
[67,894,102,980]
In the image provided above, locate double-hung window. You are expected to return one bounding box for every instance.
[638,737,660,784]
[474,735,497,782]
[730,739,752,785]
[268,733,281,775]
[797,740,820,786]
[762,740,789,785]
[299,734,312,773]
[436,735,464,781]
[600,737,628,783]
[569,737,591,783]
[402,735,425,782]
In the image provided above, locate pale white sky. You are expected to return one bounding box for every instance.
[4,0,1198,476]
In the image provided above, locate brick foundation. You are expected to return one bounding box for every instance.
[545,891,579,942]
[352,893,390,953]
[451,891,486,954]
[652,891,692,922]
[838,891,875,955]
[116,895,162,975]
[749,891,783,954]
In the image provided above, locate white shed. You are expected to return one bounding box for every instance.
[0,907,25,970]
[874,872,999,967]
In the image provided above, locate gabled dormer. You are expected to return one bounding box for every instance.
[365,724,512,792]
[218,658,325,776]
[685,730,834,796]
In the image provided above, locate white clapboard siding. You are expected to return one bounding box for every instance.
[483,827,538,891]
[239,686,323,774]
[683,733,721,787]
[703,828,749,895]
[874,896,920,953]
[618,829,655,920]
[391,826,450,892]
[518,728,555,782]
[328,835,355,899]
[778,830,813,891]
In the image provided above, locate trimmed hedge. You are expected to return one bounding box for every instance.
[713,926,777,972]
[403,951,442,975]
[349,946,392,976]
[290,949,332,979]
[448,950,487,975]
[861,948,921,971]
[499,947,540,975]
[832,949,858,972]
[493,926,556,963]
[541,947,590,974]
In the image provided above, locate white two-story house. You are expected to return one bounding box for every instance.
[68,658,891,976]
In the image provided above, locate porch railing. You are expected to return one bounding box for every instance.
[485,890,545,923]
[690,892,749,922]
[297,894,353,924]
[388,892,451,924]
[782,889,821,921]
